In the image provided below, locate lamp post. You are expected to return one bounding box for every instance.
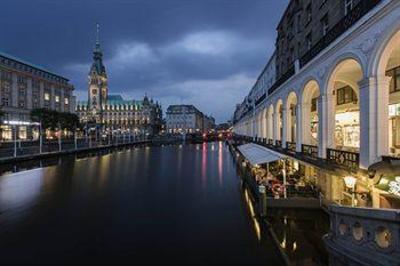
[13,125,17,158]
[344,175,357,207]
[39,122,42,154]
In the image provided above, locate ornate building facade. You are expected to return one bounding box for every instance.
[76,26,162,136]
[0,51,75,140]
[233,0,400,264]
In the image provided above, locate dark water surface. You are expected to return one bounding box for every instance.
[0,142,283,265]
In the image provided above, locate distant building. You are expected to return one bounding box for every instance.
[203,115,216,132]
[76,25,162,136]
[166,105,204,133]
[0,51,75,140]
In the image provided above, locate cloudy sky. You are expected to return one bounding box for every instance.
[0,0,288,123]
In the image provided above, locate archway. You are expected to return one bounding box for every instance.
[267,104,274,140]
[327,58,363,152]
[286,92,298,143]
[376,29,400,158]
[301,80,320,146]
[275,99,283,142]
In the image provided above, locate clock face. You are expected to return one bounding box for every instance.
[92,89,97,94]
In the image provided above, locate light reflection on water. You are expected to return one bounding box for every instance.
[0,142,284,265]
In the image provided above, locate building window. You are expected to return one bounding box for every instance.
[386,66,400,93]
[321,14,329,36]
[344,0,353,16]
[336,86,357,105]
[55,95,60,103]
[306,3,312,24]
[311,98,318,112]
[306,32,312,50]
[44,93,50,101]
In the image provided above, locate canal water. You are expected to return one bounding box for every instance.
[0,142,284,265]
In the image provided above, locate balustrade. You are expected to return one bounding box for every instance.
[325,205,400,265]
[302,144,318,159]
[286,141,296,152]
[327,148,359,170]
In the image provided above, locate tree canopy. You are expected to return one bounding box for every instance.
[30,109,80,131]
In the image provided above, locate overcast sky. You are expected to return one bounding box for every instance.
[0,0,288,123]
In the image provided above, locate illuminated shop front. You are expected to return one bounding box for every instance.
[334,111,360,149]
[387,65,400,157]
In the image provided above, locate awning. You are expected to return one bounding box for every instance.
[237,143,285,165]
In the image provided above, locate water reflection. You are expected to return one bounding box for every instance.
[0,142,284,265]
[266,209,329,265]
[0,168,44,212]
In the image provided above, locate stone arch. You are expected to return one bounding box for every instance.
[370,24,400,158]
[301,79,321,146]
[285,91,298,143]
[275,99,283,141]
[267,104,274,140]
[326,57,365,151]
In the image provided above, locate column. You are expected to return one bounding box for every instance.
[26,78,33,110]
[282,107,287,148]
[358,76,390,169]
[318,94,328,158]
[39,81,45,107]
[50,84,55,110]
[11,73,18,108]
[273,111,278,142]
[296,104,303,152]
[60,88,65,112]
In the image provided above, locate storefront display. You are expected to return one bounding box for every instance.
[335,111,360,149]
[389,103,400,156]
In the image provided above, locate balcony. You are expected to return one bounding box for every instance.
[300,0,382,68]
[327,148,359,170]
[302,144,318,159]
[286,141,296,152]
[268,65,295,95]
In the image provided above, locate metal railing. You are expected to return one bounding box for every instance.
[327,148,359,170]
[268,65,295,95]
[302,144,319,159]
[286,141,296,152]
[275,140,282,147]
[268,139,274,146]
[300,0,382,67]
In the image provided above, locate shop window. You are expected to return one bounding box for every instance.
[386,66,400,93]
[311,98,317,112]
[337,86,357,105]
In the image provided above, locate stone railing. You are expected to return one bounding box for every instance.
[324,205,400,266]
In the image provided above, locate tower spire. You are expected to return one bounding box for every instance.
[96,23,100,45]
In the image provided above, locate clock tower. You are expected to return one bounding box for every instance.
[88,23,108,123]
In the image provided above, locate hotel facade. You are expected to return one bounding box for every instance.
[0,52,75,140]
[233,0,400,264]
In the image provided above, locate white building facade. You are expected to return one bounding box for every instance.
[166,105,204,134]
[233,0,400,171]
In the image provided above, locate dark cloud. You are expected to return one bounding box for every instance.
[0,0,288,122]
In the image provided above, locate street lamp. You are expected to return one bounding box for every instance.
[344,175,357,207]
